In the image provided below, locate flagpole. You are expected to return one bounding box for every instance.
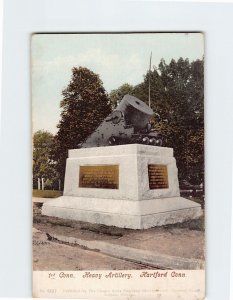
[148,52,152,108]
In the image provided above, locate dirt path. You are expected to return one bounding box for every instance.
[34,215,205,260]
[33,229,153,271]
[33,209,204,270]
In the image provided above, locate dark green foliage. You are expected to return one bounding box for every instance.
[110,58,204,185]
[157,58,204,185]
[33,130,58,189]
[52,67,112,186]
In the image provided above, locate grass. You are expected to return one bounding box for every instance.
[33,189,63,198]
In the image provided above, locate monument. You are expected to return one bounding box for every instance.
[42,95,203,229]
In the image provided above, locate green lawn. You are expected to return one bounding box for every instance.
[33,189,63,198]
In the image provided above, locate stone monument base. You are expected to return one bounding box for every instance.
[42,196,202,229]
[42,144,203,229]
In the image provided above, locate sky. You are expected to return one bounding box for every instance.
[32,33,204,134]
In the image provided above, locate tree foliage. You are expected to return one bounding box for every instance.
[158,58,204,184]
[110,58,204,184]
[52,67,112,185]
[33,130,58,189]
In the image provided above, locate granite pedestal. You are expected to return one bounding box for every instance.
[42,144,203,229]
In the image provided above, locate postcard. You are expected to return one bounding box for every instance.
[32,32,205,299]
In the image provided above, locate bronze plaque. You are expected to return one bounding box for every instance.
[148,164,169,189]
[79,165,119,189]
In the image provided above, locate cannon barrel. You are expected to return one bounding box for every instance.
[116,95,153,130]
[80,94,162,148]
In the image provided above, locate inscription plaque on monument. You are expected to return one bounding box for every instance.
[79,165,119,189]
[148,164,169,189]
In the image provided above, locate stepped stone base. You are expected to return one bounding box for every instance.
[42,196,202,229]
[42,144,203,229]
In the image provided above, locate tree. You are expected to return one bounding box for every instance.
[33,130,58,189]
[53,67,112,186]
[111,58,204,185]
[157,58,204,184]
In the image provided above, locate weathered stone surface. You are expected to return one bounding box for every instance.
[68,144,173,158]
[42,196,202,229]
[42,144,203,229]
[63,144,179,201]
